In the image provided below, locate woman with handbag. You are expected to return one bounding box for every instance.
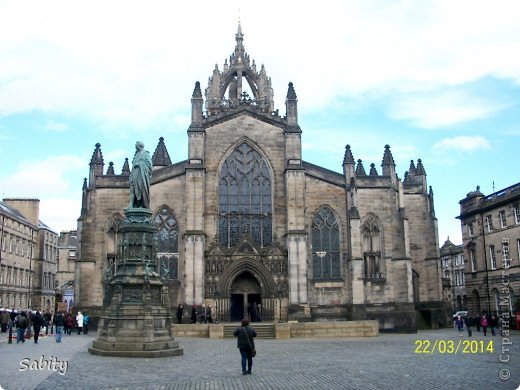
[233,318,257,375]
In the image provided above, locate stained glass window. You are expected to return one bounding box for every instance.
[312,206,341,279]
[153,208,179,279]
[218,142,272,247]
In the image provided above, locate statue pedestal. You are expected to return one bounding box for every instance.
[89,208,183,357]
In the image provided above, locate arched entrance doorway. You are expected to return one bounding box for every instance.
[229,271,262,322]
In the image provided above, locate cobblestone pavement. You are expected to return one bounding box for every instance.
[1,327,519,390]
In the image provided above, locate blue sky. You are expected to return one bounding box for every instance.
[1,1,519,245]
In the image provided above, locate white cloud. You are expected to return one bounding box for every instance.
[39,197,81,233]
[388,89,511,128]
[45,120,68,132]
[433,136,491,152]
[0,1,519,128]
[0,155,85,197]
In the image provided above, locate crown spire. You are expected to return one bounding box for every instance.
[205,24,274,116]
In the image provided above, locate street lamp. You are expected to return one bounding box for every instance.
[276,285,284,323]
[213,289,220,324]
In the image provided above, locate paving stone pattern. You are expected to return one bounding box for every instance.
[1,328,518,389]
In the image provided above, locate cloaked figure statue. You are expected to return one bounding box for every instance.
[128,141,152,209]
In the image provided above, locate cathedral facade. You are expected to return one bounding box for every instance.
[76,26,445,332]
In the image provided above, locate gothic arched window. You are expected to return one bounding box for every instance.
[153,207,179,279]
[312,206,341,279]
[218,142,272,248]
[362,215,384,280]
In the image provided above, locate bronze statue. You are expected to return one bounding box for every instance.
[128,141,152,209]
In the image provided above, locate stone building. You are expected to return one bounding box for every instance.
[0,198,58,311]
[458,183,520,319]
[56,230,77,311]
[76,25,445,332]
[439,238,466,312]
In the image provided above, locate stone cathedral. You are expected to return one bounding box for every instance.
[76,25,445,332]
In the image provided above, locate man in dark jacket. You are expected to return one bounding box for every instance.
[464,316,473,337]
[32,311,43,343]
[54,311,65,343]
[233,318,257,375]
[15,312,28,343]
[43,312,52,335]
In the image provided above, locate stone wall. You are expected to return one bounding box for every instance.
[172,321,378,338]
[288,320,378,338]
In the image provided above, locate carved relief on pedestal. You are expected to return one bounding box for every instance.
[122,286,143,303]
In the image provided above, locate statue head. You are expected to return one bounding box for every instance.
[135,141,145,151]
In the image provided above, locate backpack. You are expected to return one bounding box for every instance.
[17,316,28,328]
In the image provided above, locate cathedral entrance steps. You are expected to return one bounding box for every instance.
[223,323,276,339]
[415,310,430,330]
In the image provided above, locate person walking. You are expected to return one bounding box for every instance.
[206,304,213,324]
[489,315,498,336]
[191,305,198,324]
[65,313,74,335]
[32,311,43,344]
[83,312,90,334]
[464,316,473,337]
[199,304,206,324]
[15,311,28,343]
[475,314,481,332]
[176,305,184,324]
[54,311,65,343]
[0,308,9,332]
[481,314,488,336]
[43,311,52,335]
[233,318,257,375]
[455,315,464,337]
[76,312,84,335]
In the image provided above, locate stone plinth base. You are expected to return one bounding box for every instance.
[88,304,183,358]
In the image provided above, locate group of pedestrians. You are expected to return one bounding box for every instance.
[454,312,500,337]
[54,310,90,342]
[0,308,91,344]
[4,309,46,344]
[176,304,214,324]
[49,310,92,343]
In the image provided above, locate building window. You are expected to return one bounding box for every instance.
[514,206,520,224]
[312,206,341,280]
[218,142,272,248]
[444,270,450,279]
[489,245,497,270]
[502,239,511,268]
[69,250,76,258]
[499,210,507,228]
[461,271,465,285]
[485,215,493,232]
[468,223,474,236]
[517,239,520,265]
[362,214,384,280]
[470,248,477,272]
[455,270,461,286]
[154,207,179,280]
